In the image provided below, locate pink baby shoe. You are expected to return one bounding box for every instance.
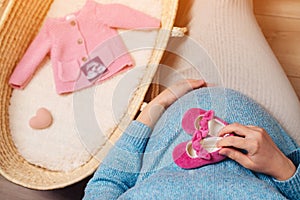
[173,108,230,169]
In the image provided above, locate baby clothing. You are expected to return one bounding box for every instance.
[173,108,231,169]
[9,0,160,94]
[83,88,300,200]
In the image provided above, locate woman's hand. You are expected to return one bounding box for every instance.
[155,79,207,108]
[217,123,296,181]
[136,79,206,128]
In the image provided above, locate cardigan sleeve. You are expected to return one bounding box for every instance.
[95,3,160,29]
[9,21,51,89]
[83,120,152,200]
[272,149,300,200]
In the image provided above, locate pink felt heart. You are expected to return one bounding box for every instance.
[29,108,53,130]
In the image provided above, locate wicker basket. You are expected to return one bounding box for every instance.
[0,0,178,190]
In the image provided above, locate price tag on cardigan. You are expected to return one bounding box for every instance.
[81,56,107,82]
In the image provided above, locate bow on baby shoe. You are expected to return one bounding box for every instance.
[191,110,214,160]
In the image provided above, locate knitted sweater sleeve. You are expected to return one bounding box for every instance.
[9,22,51,89]
[83,120,152,200]
[272,149,300,200]
[95,3,160,29]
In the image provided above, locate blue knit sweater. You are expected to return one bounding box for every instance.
[83,88,300,200]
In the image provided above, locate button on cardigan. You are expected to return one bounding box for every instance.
[9,0,160,94]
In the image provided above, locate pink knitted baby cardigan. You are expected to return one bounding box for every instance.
[9,0,160,94]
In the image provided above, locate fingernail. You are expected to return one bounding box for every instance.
[218,149,227,156]
[224,133,231,137]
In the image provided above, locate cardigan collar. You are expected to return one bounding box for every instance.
[47,0,93,23]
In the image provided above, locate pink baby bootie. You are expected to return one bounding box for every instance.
[173,108,231,169]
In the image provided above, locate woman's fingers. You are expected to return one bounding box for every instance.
[181,79,206,88]
[217,135,248,150]
[158,79,206,108]
[218,123,251,137]
[218,123,265,138]
[137,79,206,128]
[217,123,296,180]
[218,123,265,156]
[218,148,253,168]
[168,79,206,97]
[188,79,207,89]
